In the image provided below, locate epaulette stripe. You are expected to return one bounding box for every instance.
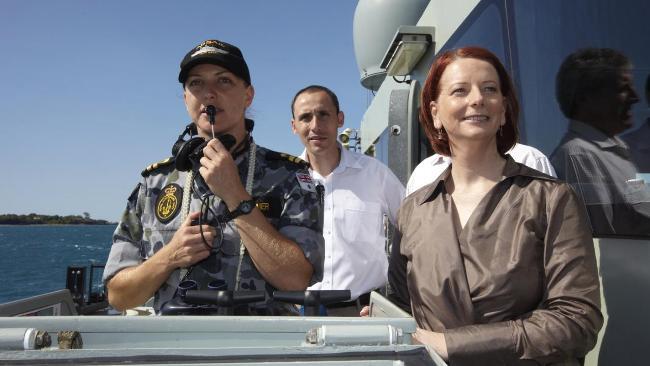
[264,150,310,168]
[141,157,175,177]
[281,153,305,165]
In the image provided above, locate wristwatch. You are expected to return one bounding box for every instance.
[224,199,255,221]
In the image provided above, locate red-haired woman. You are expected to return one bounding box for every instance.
[388,47,603,364]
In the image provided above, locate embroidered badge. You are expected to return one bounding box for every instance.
[257,202,270,212]
[254,196,283,219]
[295,172,316,192]
[155,183,183,223]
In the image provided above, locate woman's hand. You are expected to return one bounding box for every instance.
[412,328,448,361]
[200,138,248,208]
[162,212,214,269]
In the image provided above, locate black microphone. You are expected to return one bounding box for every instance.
[316,184,325,205]
[206,105,216,125]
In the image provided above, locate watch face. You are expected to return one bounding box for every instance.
[241,200,254,214]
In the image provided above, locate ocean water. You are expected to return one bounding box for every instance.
[0,225,115,303]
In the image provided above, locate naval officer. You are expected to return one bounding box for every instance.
[103,39,324,315]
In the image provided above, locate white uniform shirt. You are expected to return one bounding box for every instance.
[301,146,405,300]
[406,143,556,196]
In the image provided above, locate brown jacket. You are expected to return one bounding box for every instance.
[389,157,602,365]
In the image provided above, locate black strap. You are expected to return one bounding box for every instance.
[325,291,371,309]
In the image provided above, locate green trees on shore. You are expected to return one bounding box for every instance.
[0,213,115,225]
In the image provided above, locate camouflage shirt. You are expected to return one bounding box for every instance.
[103,140,324,314]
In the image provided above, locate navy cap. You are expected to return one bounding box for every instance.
[178,39,251,85]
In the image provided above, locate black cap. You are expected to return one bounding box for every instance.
[178,39,251,85]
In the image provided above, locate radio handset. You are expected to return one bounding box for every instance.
[205,105,235,150]
[173,106,236,197]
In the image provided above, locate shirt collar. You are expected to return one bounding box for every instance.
[428,154,450,166]
[299,143,363,173]
[232,135,254,164]
[415,166,450,205]
[336,143,363,170]
[416,155,554,205]
[569,120,627,150]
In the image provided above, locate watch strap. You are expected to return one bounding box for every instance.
[223,199,255,221]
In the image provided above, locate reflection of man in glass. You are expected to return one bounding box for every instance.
[551,48,649,236]
[622,75,650,173]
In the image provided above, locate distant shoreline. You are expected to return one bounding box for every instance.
[0,214,117,226]
[0,223,117,226]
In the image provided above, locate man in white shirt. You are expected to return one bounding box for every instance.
[406,143,556,196]
[291,85,405,315]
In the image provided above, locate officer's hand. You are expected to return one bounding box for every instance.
[199,138,248,207]
[163,212,215,269]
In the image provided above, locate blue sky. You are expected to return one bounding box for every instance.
[0,0,369,221]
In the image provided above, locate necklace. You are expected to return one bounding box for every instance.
[234,142,257,290]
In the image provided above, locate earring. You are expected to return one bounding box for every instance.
[437,128,443,140]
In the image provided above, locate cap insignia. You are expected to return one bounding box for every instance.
[191,46,228,58]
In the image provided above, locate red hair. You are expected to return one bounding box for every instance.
[419,46,519,156]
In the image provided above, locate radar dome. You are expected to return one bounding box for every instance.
[353,0,429,91]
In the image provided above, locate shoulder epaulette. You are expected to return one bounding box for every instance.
[141,157,175,177]
[265,150,310,169]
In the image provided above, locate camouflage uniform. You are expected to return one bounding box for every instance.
[103,140,324,314]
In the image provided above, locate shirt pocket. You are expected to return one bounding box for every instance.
[340,200,383,245]
[141,211,182,259]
